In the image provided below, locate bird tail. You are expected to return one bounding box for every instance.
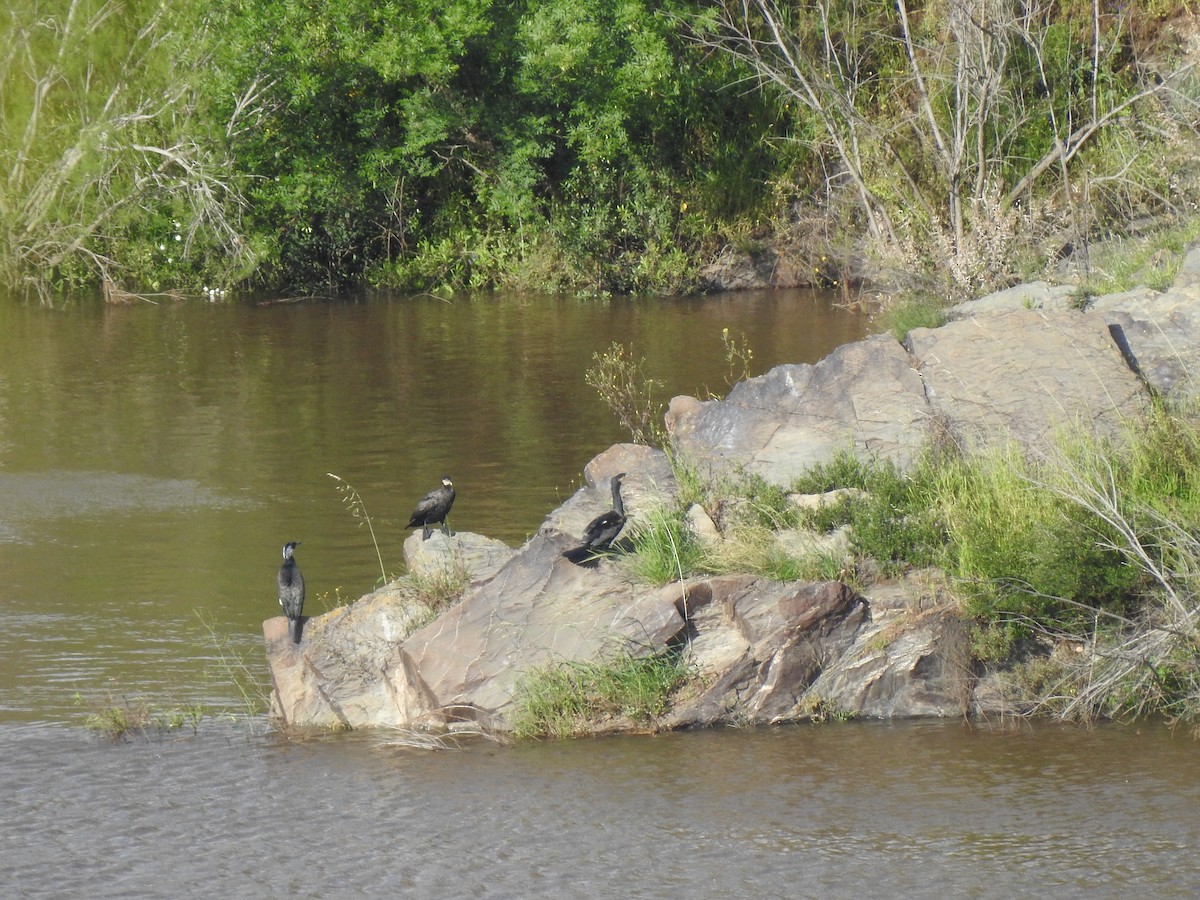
[562,546,599,566]
[288,617,303,644]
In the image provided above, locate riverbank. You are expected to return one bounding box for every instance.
[265,251,1200,735]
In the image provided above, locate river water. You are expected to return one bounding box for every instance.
[2,289,1199,896]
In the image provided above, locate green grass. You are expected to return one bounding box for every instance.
[409,556,471,612]
[879,295,949,343]
[511,651,690,740]
[78,692,205,741]
[622,503,705,585]
[1074,220,1200,297]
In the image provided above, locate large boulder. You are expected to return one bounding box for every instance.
[906,307,1147,455]
[667,246,1200,485]
[665,334,930,484]
[661,577,871,727]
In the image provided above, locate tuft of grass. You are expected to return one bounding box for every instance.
[622,502,705,585]
[410,555,471,612]
[700,520,853,584]
[1073,220,1200,297]
[667,451,708,508]
[1006,405,1200,724]
[511,651,690,740]
[78,691,205,742]
[879,295,948,343]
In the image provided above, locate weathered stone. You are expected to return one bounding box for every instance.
[399,529,686,729]
[1093,261,1200,402]
[774,525,852,561]
[403,529,515,587]
[685,503,722,546]
[540,443,678,542]
[264,583,439,729]
[908,307,1148,454]
[661,577,870,727]
[666,334,931,483]
[266,521,687,731]
[950,280,1080,316]
[699,248,809,292]
[786,487,867,509]
[808,609,975,719]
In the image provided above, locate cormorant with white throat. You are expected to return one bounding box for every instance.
[277,541,305,644]
[408,476,455,539]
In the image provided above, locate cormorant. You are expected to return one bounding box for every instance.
[407,476,455,539]
[563,472,627,565]
[277,541,305,644]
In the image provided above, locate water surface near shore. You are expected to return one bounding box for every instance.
[5,719,1198,897]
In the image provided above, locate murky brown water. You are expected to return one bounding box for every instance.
[5,720,1199,897]
[0,288,864,722]
[2,289,1199,896]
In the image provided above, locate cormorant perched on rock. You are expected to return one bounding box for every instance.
[407,476,455,540]
[277,541,305,644]
[563,472,626,565]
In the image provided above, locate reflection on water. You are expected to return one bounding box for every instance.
[0,471,253,543]
[4,720,1199,897]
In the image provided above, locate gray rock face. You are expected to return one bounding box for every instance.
[265,253,1200,733]
[266,445,690,731]
[669,249,1200,483]
[1095,286,1200,401]
[907,308,1147,455]
[666,334,930,482]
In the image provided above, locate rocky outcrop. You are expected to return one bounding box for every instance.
[665,266,1191,484]
[265,250,1200,734]
[665,335,931,482]
[267,444,692,731]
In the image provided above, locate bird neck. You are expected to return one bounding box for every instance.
[610,478,624,516]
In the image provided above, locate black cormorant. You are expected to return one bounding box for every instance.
[563,472,627,565]
[407,476,455,539]
[277,541,305,644]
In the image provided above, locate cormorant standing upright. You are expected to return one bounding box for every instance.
[277,541,305,644]
[563,472,627,565]
[407,476,455,539]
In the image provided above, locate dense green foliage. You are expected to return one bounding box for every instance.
[195,0,788,294]
[621,404,1200,722]
[2,0,1196,296]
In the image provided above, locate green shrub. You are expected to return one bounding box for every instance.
[787,453,947,574]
